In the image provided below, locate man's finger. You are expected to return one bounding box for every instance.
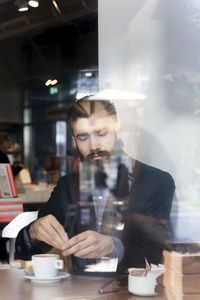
[29,214,68,249]
[50,217,68,243]
[62,230,114,258]
[38,230,63,249]
[62,237,92,256]
[73,245,97,258]
[62,231,88,251]
[40,223,67,249]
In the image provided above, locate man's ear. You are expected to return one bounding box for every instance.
[72,136,77,149]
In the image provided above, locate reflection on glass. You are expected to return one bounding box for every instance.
[79,154,132,235]
[93,190,109,232]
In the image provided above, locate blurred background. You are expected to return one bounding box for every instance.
[1,0,200,244]
[0,0,98,183]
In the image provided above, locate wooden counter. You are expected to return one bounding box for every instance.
[0,267,162,300]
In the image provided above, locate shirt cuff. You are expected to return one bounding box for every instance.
[23,226,39,250]
[109,237,124,262]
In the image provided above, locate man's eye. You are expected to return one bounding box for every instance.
[78,136,88,142]
[97,132,107,137]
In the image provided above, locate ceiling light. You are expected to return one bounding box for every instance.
[18,6,28,12]
[15,0,29,12]
[51,79,58,85]
[28,0,39,7]
[85,72,94,78]
[45,79,58,86]
[45,79,51,86]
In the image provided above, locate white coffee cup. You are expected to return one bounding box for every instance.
[32,254,64,278]
[128,265,165,296]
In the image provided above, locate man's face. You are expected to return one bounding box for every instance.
[72,109,119,161]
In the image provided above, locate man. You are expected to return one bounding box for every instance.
[15,97,175,274]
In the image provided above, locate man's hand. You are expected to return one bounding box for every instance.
[62,230,114,259]
[29,214,68,250]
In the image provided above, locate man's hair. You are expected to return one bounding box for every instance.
[0,132,10,145]
[67,97,118,133]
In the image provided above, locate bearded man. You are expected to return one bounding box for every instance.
[15,97,175,274]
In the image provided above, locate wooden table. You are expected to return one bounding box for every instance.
[0,267,163,300]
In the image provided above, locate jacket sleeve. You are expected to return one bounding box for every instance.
[117,168,175,272]
[15,176,70,260]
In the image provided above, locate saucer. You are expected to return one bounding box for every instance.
[24,272,70,283]
[130,291,157,296]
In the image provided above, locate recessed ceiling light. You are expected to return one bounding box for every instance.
[28,0,39,8]
[45,79,58,86]
[45,79,51,86]
[51,79,58,86]
[85,72,93,77]
[15,0,29,12]
[18,7,28,12]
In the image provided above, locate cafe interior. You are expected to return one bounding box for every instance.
[1,0,200,299]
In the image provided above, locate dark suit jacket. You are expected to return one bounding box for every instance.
[15,159,175,272]
[117,160,175,275]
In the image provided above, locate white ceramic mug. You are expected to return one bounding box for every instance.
[32,254,64,278]
[128,265,165,296]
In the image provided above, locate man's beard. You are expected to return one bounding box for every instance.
[75,135,124,162]
[85,150,110,162]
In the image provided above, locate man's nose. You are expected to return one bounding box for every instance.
[89,135,100,152]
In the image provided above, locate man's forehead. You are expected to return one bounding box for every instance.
[72,112,117,134]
